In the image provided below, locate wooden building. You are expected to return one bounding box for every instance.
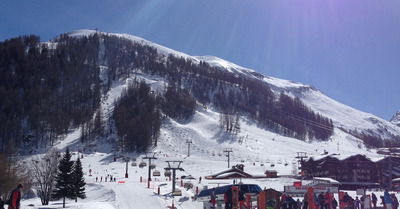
[302,154,382,190]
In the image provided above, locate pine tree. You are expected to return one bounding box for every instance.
[72,157,86,202]
[52,147,75,208]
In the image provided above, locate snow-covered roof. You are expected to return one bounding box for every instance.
[313,177,340,185]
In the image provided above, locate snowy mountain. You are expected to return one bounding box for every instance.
[5,29,400,208]
[391,111,400,127]
[64,29,400,144]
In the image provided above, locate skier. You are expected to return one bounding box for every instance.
[7,183,23,209]
[96,177,98,182]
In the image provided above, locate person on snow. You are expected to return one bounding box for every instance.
[355,196,361,209]
[238,189,247,209]
[281,193,288,209]
[332,198,338,209]
[0,197,5,209]
[285,196,296,209]
[210,188,217,209]
[303,191,309,209]
[7,183,23,209]
[342,193,351,209]
[364,195,372,209]
[297,199,302,209]
[392,194,399,209]
[371,193,377,209]
[224,187,233,209]
[384,189,392,209]
[206,200,213,209]
[318,193,325,209]
[324,191,333,209]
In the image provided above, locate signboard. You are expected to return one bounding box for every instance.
[356,189,365,195]
[284,186,338,194]
[293,181,302,186]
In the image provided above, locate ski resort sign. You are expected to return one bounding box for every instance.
[284,186,339,194]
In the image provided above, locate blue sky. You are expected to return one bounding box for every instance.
[1,0,399,120]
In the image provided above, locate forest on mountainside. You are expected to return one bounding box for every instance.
[0,32,336,154]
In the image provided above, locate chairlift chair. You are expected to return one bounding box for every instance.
[164,170,171,177]
[150,163,156,169]
[153,170,161,176]
[139,161,147,168]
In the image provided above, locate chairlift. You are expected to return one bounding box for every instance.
[164,170,171,177]
[131,162,137,167]
[153,170,161,176]
[184,182,193,190]
[139,161,147,168]
[150,163,156,169]
[172,189,182,196]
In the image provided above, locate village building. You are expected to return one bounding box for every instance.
[301,154,400,190]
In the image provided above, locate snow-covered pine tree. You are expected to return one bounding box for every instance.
[72,157,86,202]
[52,147,75,208]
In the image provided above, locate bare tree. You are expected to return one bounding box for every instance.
[30,148,60,205]
[0,144,30,199]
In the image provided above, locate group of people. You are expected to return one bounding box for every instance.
[281,194,306,209]
[95,174,116,182]
[281,192,337,209]
[379,189,399,209]
[206,186,248,209]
